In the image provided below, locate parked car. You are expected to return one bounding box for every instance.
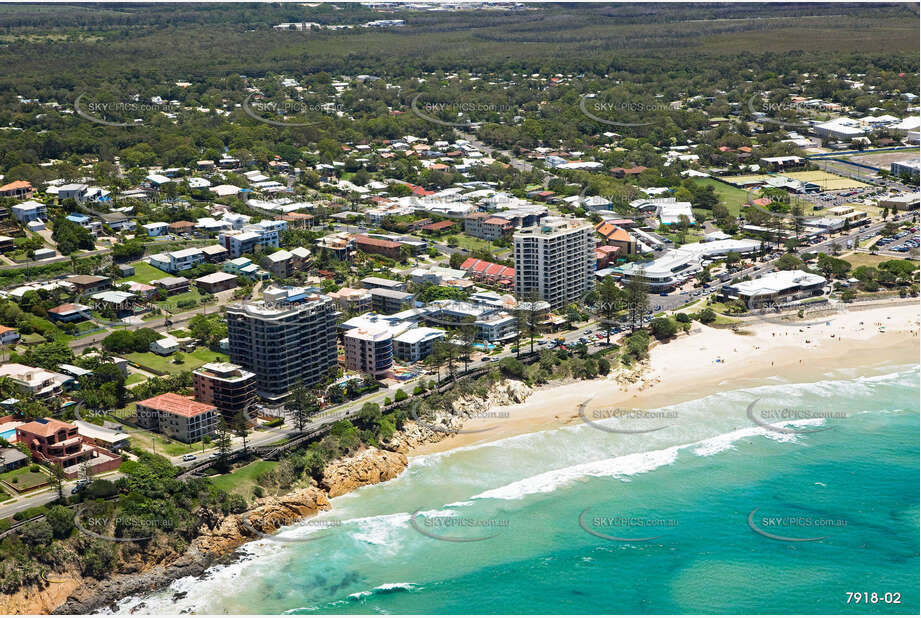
[182,454,197,462]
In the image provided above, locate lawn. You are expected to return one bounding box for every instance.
[124,373,147,386]
[694,178,751,218]
[156,288,207,312]
[444,233,510,256]
[125,346,228,375]
[118,422,206,457]
[120,261,170,285]
[209,460,278,498]
[845,252,919,270]
[0,467,49,493]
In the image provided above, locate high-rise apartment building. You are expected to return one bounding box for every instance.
[226,296,337,399]
[513,216,594,308]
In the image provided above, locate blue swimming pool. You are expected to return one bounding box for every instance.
[0,429,16,441]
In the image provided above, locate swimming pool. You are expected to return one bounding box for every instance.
[0,429,16,441]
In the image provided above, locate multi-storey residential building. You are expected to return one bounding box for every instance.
[369,288,415,315]
[193,362,257,419]
[393,327,445,362]
[343,326,393,377]
[513,216,595,308]
[135,393,218,443]
[226,296,337,399]
[327,287,373,314]
[464,212,514,240]
[149,248,205,274]
[219,223,281,258]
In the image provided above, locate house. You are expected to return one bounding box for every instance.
[218,226,279,258]
[74,421,130,453]
[420,220,457,234]
[148,248,204,273]
[0,325,19,345]
[594,222,637,255]
[201,244,230,263]
[126,281,156,298]
[67,275,111,295]
[135,393,218,443]
[0,180,33,200]
[0,447,27,472]
[12,200,46,223]
[610,166,648,178]
[195,271,239,294]
[58,184,89,203]
[142,221,170,237]
[0,364,69,399]
[15,418,121,478]
[150,336,179,355]
[151,276,191,295]
[169,220,196,235]
[66,213,102,235]
[327,287,372,314]
[47,303,91,322]
[459,258,515,284]
[262,249,295,278]
[281,212,315,229]
[90,290,137,315]
[0,236,14,252]
[117,264,135,277]
[656,200,695,226]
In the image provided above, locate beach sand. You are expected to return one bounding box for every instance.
[410,301,921,457]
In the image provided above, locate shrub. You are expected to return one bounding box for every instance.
[649,317,678,340]
[394,389,408,402]
[698,308,717,324]
[29,464,39,473]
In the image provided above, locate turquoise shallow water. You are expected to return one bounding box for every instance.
[109,366,920,615]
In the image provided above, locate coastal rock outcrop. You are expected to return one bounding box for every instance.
[450,379,532,417]
[321,448,408,498]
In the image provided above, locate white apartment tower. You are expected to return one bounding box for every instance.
[513,216,595,308]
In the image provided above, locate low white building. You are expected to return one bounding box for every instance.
[721,270,827,308]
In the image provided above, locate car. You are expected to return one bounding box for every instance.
[182,454,197,462]
[71,480,89,495]
[488,357,500,363]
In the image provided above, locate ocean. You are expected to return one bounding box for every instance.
[106,364,920,615]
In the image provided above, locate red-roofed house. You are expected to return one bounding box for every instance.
[595,245,621,268]
[420,220,457,234]
[460,258,514,283]
[610,166,648,178]
[0,180,34,200]
[16,418,122,478]
[135,393,218,443]
[354,235,402,259]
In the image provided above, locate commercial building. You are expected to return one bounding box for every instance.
[891,159,920,179]
[513,216,595,309]
[135,393,219,443]
[226,296,337,398]
[343,326,393,377]
[614,239,761,292]
[193,362,257,419]
[720,270,827,308]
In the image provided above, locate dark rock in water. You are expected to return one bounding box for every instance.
[172,591,189,602]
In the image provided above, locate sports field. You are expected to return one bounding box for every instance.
[717,170,868,191]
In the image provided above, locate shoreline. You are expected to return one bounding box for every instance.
[11,301,919,615]
[410,301,920,456]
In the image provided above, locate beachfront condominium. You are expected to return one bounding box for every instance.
[513,216,595,308]
[193,361,258,420]
[226,296,337,399]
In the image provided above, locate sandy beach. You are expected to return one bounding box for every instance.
[410,301,921,456]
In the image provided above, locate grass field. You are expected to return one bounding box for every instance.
[120,261,170,284]
[209,460,278,498]
[120,424,206,457]
[785,171,869,191]
[124,373,147,386]
[845,252,919,270]
[0,467,49,493]
[694,178,751,218]
[156,288,207,312]
[125,346,228,375]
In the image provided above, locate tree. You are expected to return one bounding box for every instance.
[649,317,678,340]
[49,463,65,502]
[232,411,250,453]
[432,339,459,381]
[458,316,477,372]
[595,276,624,345]
[215,419,233,470]
[775,253,805,271]
[288,381,320,432]
[449,252,465,269]
[624,270,650,332]
[46,504,75,539]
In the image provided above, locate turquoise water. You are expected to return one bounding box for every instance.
[0,429,15,441]
[110,366,920,615]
